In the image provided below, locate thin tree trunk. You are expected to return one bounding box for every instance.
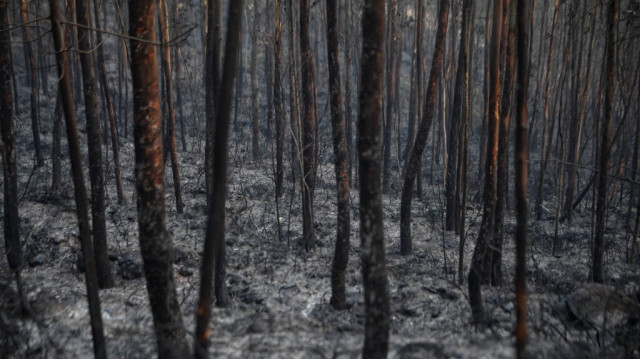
[382,0,397,194]
[359,0,390,356]
[343,0,353,184]
[49,1,106,356]
[400,0,450,256]
[128,1,190,356]
[468,0,504,323]
[158,0,184,214]
[205,0,221,209]
[195,2,243,356]
[20,0,43,166]
[77,0,114,289]
[274,0,284,198]
[300,0,317,251]
[251,0,260,161]
[51,90,62,195]
[593,0,617,283]
[1,0,23,273]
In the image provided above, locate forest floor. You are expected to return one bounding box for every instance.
[1,110,640,359]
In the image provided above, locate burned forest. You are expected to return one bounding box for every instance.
[2,0,640,358]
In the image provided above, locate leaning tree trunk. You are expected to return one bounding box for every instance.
[399,0,450,256]
[1,0,23,273]
[158,0,184,214]
[593,0,617,283]
[325,0,351,310]
[468,0,504,324]
[359,0,390,356]
[49,1,106,357]
[194,1,244,357]
[129,1,190,356]
[300,0,317,251]
[76,0,114,289]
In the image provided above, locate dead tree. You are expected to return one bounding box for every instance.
[251,0,260,161]
[325,0,351,310]
[76,0,114,289]
[514,1,531,356]
[300,0,317,251]
[359,0,390,356]
[274,0,284,198]
[20,0,43,166]
[205,0,221,208]
[195,1,244,357]
[129,1,190,356]
[1,0,23,273]
[382,0,397,194]
[158,0,184,214]
[49,0,106,356]
[593,0,617,283]
[94,0,124,205]
[468,0,504,323]
[400,0,450,255]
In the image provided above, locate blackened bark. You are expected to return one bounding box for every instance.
[300,0,316,251]
[0,0,22,272]
[20,0,43,167]
[76,0,113,289]
[129,1,190,356]
[205,0,221,210]
[325,0,350,310]
[468,0,504,323]
[274,0,284,199]
[251,0,260,161]
[94,0,124,205]
[195,2,243,356]
[593,0,617,283]
[359,1,389,356]
[515,1,531,356]
[51,91,62,195]
[49,1,106,356]
[382,0,397,194]
[158,0,184,214]
[399,0,450,256]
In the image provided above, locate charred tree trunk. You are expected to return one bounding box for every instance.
[468,0,504,323]
[325,0,351,310]
[1,0,22,273]
[49,1,106,356]
[20,0,43,166]
[195,2,243,356]
[205,0,221,210]
[593,0,617,283]
[158,0,184,214]
[274,0,284,198]
[94,0,124,205]
[400,0,450,255]
[76,0,114,289]
[129,1,190,356]
[251,0,260,161]
[359,0,390,356]
[300,0,317,251]
[514,1,531,356]
[382,0,397,194]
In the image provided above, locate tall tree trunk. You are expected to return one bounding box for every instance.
[468,0,504,324]
[251,0,260,161]
[128,1,190,356]
[77,0,114,289]
[49,1,106,357]
[195,2,243,357]
[20,0,43,166]
[343,0,353,184]
[325,0,350,311]
[492,0,516,288]
[158,0,184,214]
[274,0,284,198]
[1,0,23,273]
[300,0,317,251]
[535,0,560,220]
[205,0,221,210]
[51,91,63,194]
[94,0,125,205]
[593,0,617,283]
[359,0,389,356]
[514,2,531,356]
[287,0,301,191]
[400,0,450,255]
[382,0,397,194]
[446,0,473,232]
